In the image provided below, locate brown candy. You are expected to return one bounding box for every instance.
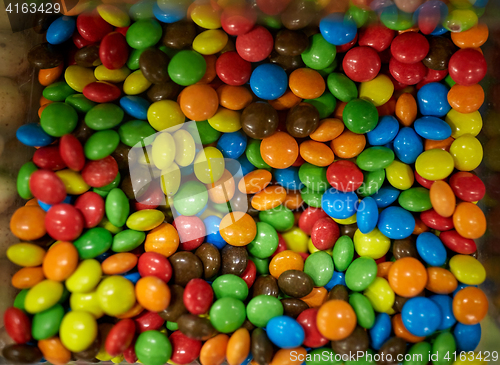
[328,284,350,302]
[286,103,320,138]
[252,275,279,298]
[159,284,188,322]
[242,319,257,332]
[275,30,309,56]
[75,45,101,68]
[331,326,369,356]
[177,314,218,341]
[28,43,64,69]
[278,270,314,298]
[241,102,279,139]
[168,252,204,286]
[340,223,358,239]
[2,344,43,364]
[423,37,456,71]
[251,328,274,365]
[231,192,260,217]
[269,51,305,73]
[392,237,418,260]
[73,120,94,144]
[73,332,101,360]
[281,298,309,318]
[281,0,316,30]
[195,243,221,280]
[146,81,181,102]
[139,48,170,84]
[393,291,425,312]
[221,245,248,276]
[162,21,197,49]
[111,143,132,171]
[33,13,59,34]
[377,337,407,365]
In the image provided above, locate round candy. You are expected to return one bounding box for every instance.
[343,47,381,82]
[319,13,357,46]
[316,300,357,341]
[343,99,378,134]
[97,276,135,316]
[415,149,455,181]
[301,33,336,70]
[135,330,172,365]
[168,50,206,86]
[250,64,288,100]
[322,189,357,220]
[417,82,451,117]
[391,32,429,64]
[209,298,246,333]
[401,297,441,337]
[448,49,487,86]
[267,316,305,349]
[59,311,97,353]
[453,287,488,325]
[378,206,415,239]
[236,26,273,62]
[353,228,391,260]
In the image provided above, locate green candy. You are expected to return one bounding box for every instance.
[17,161,37,199]
[304,251,334,287]
[168,50,207,86]
[40,102,78,137]
[135,330,172,365]
[380,6,415,31]
[403,342,431,365]
[300,187,323,208]
[246,139,271,169]
[304,91,337,120]
[246,295,283,328]
[85,103,124,130]
[343,99,378,134]
[358,169,385,197]
[301,33,336,70]
[212,274,249,301]
[445,74,456,88]
[126,19,162,49]
[158,45,178,59]
[191,120,220,144]
[299,163,329,192]
[247,222,279,259]
[94,172,122,194]
[356,147,395,172]
[32,304,65,340]
[260,14,281,29]
[398,187,432,212]
[65,94,96,113]
[84,130,120,160]
[166,321,178,331]
[250,255,270,275]
[105,188,130,228]
[129,0,154,20]
[209,298,246,333]
[345,257,377,291]
[127,48,147,70]
[431,332,456,365]
[74,227,113,259]
[119,120,156,147]
[349,293,375,329]
[346,5,375,27]
[112,229,146,252]
[443,9,478,33]
[14,289,29,311]
[327,73,358,102]
[317,58,338,77]
[306,348,342,365]
[333,236,354,272]
[43,81,75,101]
[259,205,294,232]
[173,181,208,216]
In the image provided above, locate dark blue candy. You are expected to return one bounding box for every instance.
[46,16,76,45]
[429,295,456,330]
[416,232,447,266]
[324,271,345,290]
[275,167,303,190]
[17,123,56,147]
[393,127,424,164]
[417,82,451,117]
[321,189,357,220]
[356,197,378,234]
[267,316,305,349]
[367,116,399,146]
[204,215,226,249]
[414,116,452,141]
[378,206,415,239]
[319,13,357,46]
[454,323,481,352]
[402,297,441,337]
[217,131,247,159]
[120,96,150,120]
[372,187,400,208]
[369,313,391,350]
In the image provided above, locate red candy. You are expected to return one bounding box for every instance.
[33,146,66,171]
[256,0,291,15]
[29,170,66,205]
[99,32,129,70]
[74,191,105,228]
[358,24,395,52]
[449,172,485,202]
[296,308,329,348]
[183,278,214,315]
[390,32,430,64]
[326,160,364,192]
[420,209,454,231]
[72,32,94,48]
[173,216,206,251]
[138,252,173,283]
[440,230,477,255]
[342,46,381,82]
[417,68,449,89]
[4,307,31,344]
[81,156,119,187]
[105,319,136,357]
[271,233,287,257]
[448,49,487,86]
[134,311,165,333]
[216,51,252,86]
[221,5,257,36]
[311,217,340,250]
[240,260,257,288]
[45,203,84,241]
[169,331,202,365]
[77,10,113,42]
[415,171,437,189]
[298,207,329,235]
[236,26,274,62]
[83,82,122,103]
[134,183,164,211]
[389,57,428,85]
[336,34,358,54]
[124,342,138,364]
[59,134,86,171]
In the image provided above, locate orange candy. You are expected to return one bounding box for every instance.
[309,118,344,142]
[251,185,287,211]
[377,97,396,117]
[330,130,366,159]
[395,93,417,126]
[260,132,299,169]
[300,287,328,308]
[430,180,456,218]
[333,101,346,119]
[392,314,425,343]
[451,23,489,48]
[116,302,144,319]
[38,337,72,365]
[376,261,393,279]
[453,202,486,239]
[12,267,45,289]
[145,223,179,257]
[217,85,253,110]
[179,84,219,121]
[425,267,458,294]
[269,89,302,111]
[238,170,272,194]
[208,169,236,203]
[102,253,138,275]
[10,206,47,241]
[289,68,326,99]
[200,334,229,365]
[299,140,335,167]
[447,84,484,114]
[271,347,307,365]
[198,55,217,84]
[226,328,250,365]
[43,241,79,281]
[284,191,303,210]
[453,287,488,325]
[135,276,171,312]
[412,217,429,235]
[316,300,357,341]
[219,212,257,246]
[38,64,64,86]
[387,257,427,297]
[424,137,454,151]
[40,96,53,107]
[269,250,304,279]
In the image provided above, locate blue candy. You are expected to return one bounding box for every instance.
[237,154,256,176]
[416,232,447,266]
[393,127,424,164]
[250,64,287,100]
[46,16,76,45]
[321,189,357,219]
[454,323,481,352]
[369,313,391,350]
[38,196,73,212]
[367,116,399,146]
[217,131,247,159]
[429,295,456,330]
[17,123,56,147]
[402,297,441,337]
[417,83,451,117]
[378,206,415,239]
[266,316,305,349]
[356,197,379,234]
[324,271,346,290]
[152,1,186,23]
[372,187,400,208]
[204,215,226,249]
[123,271,142,284]
[120,96,150,120]
[453,283,477,297]
[319,13,357,46]
[414,116,452,141]
[275,167,303,190]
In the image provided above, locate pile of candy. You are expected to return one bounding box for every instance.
[4,0,491,364]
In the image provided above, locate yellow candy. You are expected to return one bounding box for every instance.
[358,74,394,107]
[25,280,64,313]
[353,228,390,259]
[308,238,333,255]
[332,214,357,225]
[173,129,196,167]
[124,70,152,95]
[152,132,176,170]
[97,276,136,316]
[193,30,229,55]
[160,162,182,196]
[445,109,482,138]
[65,65,96,92]
[363,277,395,314]
[208,107,242,133]
[96,4,130,27]
[126,209,165,231]
[282,227,309,253]
[6,243,45,267]
[449,134,483,171]
[385,160,414,190]
[98,217,123,234]
[94,65,131,83]
[194,146,225,184]
[148,100,185,131]
[453,353,487,365]
[190,4,222,29]
[66,259,102,293]
[449,254,486,285]
[112,355,125,364]
[70,291,105,318]
[56,169,91,195]
[60,311,98,353]
[415,149,455,180]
